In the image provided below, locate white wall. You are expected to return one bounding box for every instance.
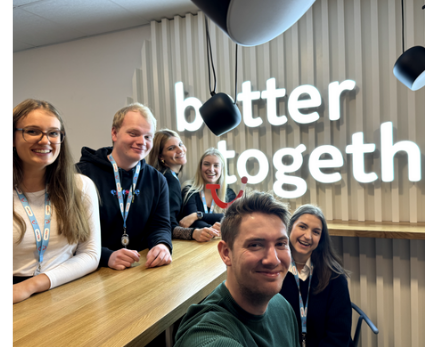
[14,25,151,162]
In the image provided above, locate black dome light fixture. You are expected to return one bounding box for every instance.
[199,16,241,137]
[393,1,425,91]
[191,0,316,136]
[191,0,316,47]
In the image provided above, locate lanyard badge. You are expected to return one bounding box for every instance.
[108,154,141,248]
[291,259,314,346]
[15,187,51,276]
[199,190,215,213]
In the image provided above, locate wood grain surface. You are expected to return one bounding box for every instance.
[13,239,227,347]
[327,220,425,239]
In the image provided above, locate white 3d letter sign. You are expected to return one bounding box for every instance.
[175,82,203,131]
[273,145,307,199]
[175,80,422,198]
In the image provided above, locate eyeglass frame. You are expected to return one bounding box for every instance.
[14,127,66,144]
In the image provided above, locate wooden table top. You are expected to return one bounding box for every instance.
[327,220,425,240]
[13,239,227,347]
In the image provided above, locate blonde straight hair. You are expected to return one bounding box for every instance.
[183,148,228,213]
[13,99,91,244]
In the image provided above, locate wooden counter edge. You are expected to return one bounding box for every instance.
[328,221,425,240]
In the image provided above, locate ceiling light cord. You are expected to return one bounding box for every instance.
[204,17,217,96]
[234,44,238,104]
[401,0,405,53]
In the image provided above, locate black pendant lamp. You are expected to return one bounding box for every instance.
[199,17,241,137]
[393,2,425,91]
[191,0,316,47]
[191,0,316,136]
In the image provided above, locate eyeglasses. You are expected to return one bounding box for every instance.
[14,127,66,144]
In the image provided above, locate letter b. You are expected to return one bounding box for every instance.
[175,82,203,131]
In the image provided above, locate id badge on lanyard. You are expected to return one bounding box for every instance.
[291,259,313,347]
[108,154,141,247]
[199,190,215,213]
[15,187,51,276]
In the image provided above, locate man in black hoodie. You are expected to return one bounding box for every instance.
[77,103,172,270]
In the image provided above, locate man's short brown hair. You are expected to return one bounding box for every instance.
[221,191,290,250]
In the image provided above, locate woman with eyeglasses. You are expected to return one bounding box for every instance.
[280,204,352,347]
[148,129,218,242]
[13,99,101,304]
[179,148,236,241]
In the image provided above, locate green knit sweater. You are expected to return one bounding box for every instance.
[174,281,300,347]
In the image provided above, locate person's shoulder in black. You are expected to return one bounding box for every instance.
[280,269,352,347]
[76,146,172,267]
[162,169,182,231]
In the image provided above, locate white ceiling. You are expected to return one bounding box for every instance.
[13,0,199,52]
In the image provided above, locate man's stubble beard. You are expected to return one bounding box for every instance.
[236,273,283,309]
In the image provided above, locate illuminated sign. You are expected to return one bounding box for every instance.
[175,81,422,198]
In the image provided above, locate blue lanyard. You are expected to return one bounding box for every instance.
[199,190,215,213]
[291,259,313,346]
[107,154,140,246]
[170,170,179,180]
[15,186,51,275]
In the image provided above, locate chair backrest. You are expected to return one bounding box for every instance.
[351,302,379,347]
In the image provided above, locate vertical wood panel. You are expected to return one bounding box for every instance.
[128,8,425,346]
[370,0,382,222]
[406,1,418,223]
[130,1,424,223]
[353,0,366,221]
[388,0,400,222]
[150,21,161,118]
[161,19,172,130]
[337,0,349,221]
[306,7,318,208]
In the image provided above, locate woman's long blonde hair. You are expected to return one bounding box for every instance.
[13,99,91,244]
[183,148,228,213]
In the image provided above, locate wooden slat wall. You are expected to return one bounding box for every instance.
[125,2,425,347]
[128,0,424,223]
[333,237,425,347]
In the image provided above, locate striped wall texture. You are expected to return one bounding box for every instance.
[127,2,425,347]
[332,236,425,347]
[128,0,425,223]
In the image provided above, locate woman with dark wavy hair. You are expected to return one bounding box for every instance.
[13,99,101,304]
[280,204,353,347]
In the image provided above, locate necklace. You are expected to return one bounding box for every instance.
[294,261,306,265]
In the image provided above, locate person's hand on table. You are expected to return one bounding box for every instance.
[179,212,197,228]
[108,249,140,270]
[145,244,172,268]
[13,274,51,304]
[211,222,221,234]
[193,227,220,242]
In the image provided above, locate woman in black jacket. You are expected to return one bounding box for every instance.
[280,204,353,347]
[148,129,217,242]
[179,147,236,240]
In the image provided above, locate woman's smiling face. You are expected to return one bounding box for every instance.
[201,155,222,184]
[14,109,62,172]
[160,136,187,170]
[289,214,322,263]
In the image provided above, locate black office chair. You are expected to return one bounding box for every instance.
[351,302,379,347]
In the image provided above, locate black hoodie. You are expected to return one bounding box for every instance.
[76,146,172,267]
